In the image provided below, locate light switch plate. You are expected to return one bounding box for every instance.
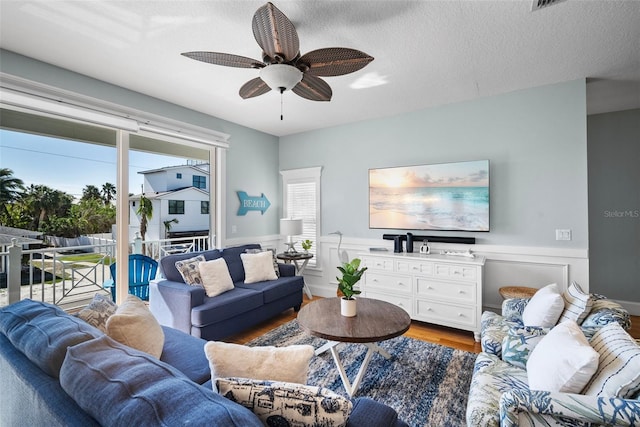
[555,229,571,240]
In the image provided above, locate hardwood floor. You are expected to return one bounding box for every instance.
[226,296,640,352]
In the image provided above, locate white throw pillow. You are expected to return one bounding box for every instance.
[240,251,278,284]
[526,320,599,393]
[522,283,565,327]
[216,378,352,427]
[583,322,640,398]
[245,248,280,277]
[105,294,164,358]
[204,341,314,386]
[198,258,234,297]
[559,281,594,324]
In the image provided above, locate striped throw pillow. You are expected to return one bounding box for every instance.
[559,281,593,324]
[582,322,640,397]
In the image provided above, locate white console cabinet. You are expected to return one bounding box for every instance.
[359,252,485,341]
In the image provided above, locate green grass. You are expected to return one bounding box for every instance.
[57,253,114,265]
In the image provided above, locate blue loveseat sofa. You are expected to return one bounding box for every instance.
[0,299,408,427]
[150,244,303,341]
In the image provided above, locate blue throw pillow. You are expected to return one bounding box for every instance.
[60,335,262,427]
[0,299,102,378]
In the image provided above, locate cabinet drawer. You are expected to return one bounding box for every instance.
[365,291,412,316]
[365,272,412,295]
[433,263,477,282]
[396,260,433,276]
[362,257,394,272]
[415,278,476,304]
[415,300,476,328]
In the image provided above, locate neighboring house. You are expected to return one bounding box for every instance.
[128,163,211,242]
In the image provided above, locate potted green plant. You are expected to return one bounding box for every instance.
[301,239,313,253]
[336,258,367,317]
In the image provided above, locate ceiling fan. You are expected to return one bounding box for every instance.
[181,2,374,103]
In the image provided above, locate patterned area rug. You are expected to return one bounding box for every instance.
[247,320,477,427]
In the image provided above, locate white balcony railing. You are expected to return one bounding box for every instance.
[0,235,211,311]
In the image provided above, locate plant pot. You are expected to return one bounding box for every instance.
[341,297,357,317]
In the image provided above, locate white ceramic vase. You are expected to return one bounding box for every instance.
[340,297,357,317]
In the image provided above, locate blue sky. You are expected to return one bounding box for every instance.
[0,129,183,199]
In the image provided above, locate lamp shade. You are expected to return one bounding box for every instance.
[280,218,303,236]
[260,64,303,91]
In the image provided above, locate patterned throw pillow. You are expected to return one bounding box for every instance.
[77,293,118,333]
[245,248,280,277]
[216,378,352,427]
[501,326,548,369]
[582,322,640,398]
[174,255,206,285]
[558,281,594,324]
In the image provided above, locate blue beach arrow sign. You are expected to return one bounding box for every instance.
[237,191,271,215]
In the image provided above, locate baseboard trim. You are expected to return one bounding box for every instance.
[615,299,640,316]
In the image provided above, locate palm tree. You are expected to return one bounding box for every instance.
[136,194,153,241]
[81,185,102,202]
[101,182,116,205]
[163,218,179,239]
[0,168,24,215]
[22,184,73,230]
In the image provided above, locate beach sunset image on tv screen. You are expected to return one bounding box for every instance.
[369,160,489,232]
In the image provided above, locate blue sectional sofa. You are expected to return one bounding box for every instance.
[0,299,408,427]
[150,244,303,341]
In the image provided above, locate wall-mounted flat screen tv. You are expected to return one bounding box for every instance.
[369,160,489,232]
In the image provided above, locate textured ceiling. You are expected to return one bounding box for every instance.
[1,0,639,137]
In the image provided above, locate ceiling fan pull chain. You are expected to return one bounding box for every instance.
[280,87,284,120]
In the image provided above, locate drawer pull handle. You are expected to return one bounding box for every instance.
[427,307,433,311]
[458,290,465,294]
[458,313,465,317]
[397,282,404,286]
[373,279,378,282]
[398,302,404,307]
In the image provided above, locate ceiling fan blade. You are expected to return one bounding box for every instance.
[239,77,271,99]
[252,2,299,63]
[298,48,374,77]
[181,52,265,69]
[292,74,332,101]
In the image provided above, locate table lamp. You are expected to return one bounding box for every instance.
[280,218,303,254]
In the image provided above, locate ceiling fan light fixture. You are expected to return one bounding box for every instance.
[259,64,302,91]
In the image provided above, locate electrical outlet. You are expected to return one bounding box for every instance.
[555,229,571,241]
[231,225,237,234]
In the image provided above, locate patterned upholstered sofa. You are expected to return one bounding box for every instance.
[466,293,638,426]
[480,294,631,357]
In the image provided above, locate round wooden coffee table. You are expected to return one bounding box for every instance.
[297,297,411,396]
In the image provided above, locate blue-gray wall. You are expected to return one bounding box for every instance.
[0,49,280,239]
[280,80,588,248]
[588,109,640,301]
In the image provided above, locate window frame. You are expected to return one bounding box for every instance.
[280,167,322,269]
[168,199,185,215]
[193,175,206,189]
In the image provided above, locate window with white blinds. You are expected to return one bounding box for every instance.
[281,167,322,268]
